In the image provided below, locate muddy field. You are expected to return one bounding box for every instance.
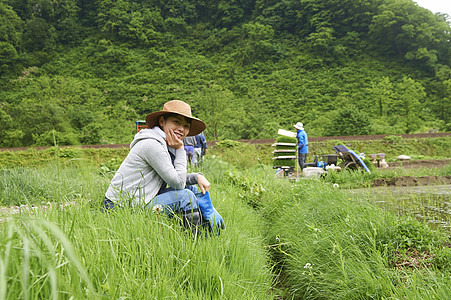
[371,175,451,187]
[386,159,451,169]
[371,159,451,187]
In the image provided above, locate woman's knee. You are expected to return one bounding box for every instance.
[178,189,199,210]
[186,185,199,194]
[152,189,199,213]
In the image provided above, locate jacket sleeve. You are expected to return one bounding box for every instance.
[137,139,187,190]
[186,173,199,185]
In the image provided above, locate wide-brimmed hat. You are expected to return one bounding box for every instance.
[145,100,206,136]
[294,122,304,130]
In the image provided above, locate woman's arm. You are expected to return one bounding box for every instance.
[139,139,187,190]
[197,173,210,194]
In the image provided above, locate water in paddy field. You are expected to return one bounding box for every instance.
[355,185,451,232]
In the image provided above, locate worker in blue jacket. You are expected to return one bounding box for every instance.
[294,122,308,170]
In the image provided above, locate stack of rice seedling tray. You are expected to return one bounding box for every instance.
[272,136,297,172]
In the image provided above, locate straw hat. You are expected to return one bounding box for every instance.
[145,100,206,136]
[294,122,304,130]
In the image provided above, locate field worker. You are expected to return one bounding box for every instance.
[294,122,308,170]
[183,135,196,166]
[104,100,225,234]
[194,133,207,166]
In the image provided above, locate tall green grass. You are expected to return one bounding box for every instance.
[0,159,274,299]
[262,180,451,299]
[0,163,107,207]
[0,151,450,299]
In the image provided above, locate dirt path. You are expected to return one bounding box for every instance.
[1,132,449,152]
[0,201,75,222]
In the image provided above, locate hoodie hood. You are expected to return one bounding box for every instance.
[130,127,176,156]
[130,128,164,149]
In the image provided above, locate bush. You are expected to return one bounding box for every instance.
[378,218,446,255]
[383,135,403,143]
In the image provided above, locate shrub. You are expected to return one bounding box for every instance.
[378,218,446,254]
[383,135,403,143]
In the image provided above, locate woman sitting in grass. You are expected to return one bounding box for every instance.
[104,100,225,234]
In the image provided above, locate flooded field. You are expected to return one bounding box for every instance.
[353,185,451,232]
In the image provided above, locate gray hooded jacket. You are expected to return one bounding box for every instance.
[105,128,198,206]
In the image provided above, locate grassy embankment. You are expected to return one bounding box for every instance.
[0,136,450,298]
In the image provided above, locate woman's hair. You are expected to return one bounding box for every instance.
[149,113,193,129]
[153,113,193,130]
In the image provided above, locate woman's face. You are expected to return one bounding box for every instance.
[159,115,191,140]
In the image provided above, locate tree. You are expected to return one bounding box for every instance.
[211,0,254,28]
[0,42,18,74]
[325,105,373,136]
[0,2,23,48]
[236,22,275,64]
[22,17,56,52]
[440,78,451,129]
[11,98,73,145]
[369,76,395,117]
[392,77,425,133]
[97,1,164,45]
[254,0,301,33]
[193,84,237,140]
[369,0,451,67]
[306,26,335,56]
[430,65,451,126]
[0,102,24,147]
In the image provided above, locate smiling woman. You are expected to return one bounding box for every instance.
[104,100,225,235]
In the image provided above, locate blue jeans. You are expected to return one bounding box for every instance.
[102,185,200,215]
[147,185,200,215]
[102,198,116,212]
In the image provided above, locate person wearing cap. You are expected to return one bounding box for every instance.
[104,100,225,234]
[294,122,308,170]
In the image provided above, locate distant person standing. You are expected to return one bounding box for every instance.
[294,122,308,170]
[183,135,196,166]
[194,133,207,166]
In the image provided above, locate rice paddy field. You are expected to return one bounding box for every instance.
[0,139,450,299]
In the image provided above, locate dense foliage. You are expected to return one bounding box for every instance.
[0,0,450,147]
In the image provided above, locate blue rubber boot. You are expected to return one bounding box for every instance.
[197,191,225,235]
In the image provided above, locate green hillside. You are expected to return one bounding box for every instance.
[1,0,450,148]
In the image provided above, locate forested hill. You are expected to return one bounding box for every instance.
[0,0,450,148]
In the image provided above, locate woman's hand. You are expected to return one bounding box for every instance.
[165,128,184,149]
[197,173,211,194]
